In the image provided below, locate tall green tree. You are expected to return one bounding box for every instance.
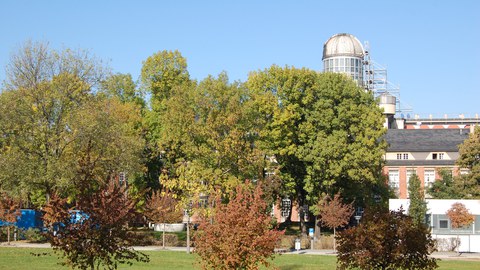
[4,41,106,92]
[408,173,428,225]
[139,50,194,192]
[0,42,143,206]
[247,66,386,233]
[246,66,322,229]
[299,72,386,205]
[140,50,190,111]
[160,73,269,202]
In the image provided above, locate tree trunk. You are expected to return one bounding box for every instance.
[333,227,336,251]
[457,234,460,254]
[300,212,306,235]
[186,215,191,254]
[7,226,10,244]
[162,223,166,249]
[314,216,321,239]
[297,193,306,235]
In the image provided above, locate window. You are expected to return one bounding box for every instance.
[460,169,469,175]
[396,153,409,160]
[388,170,400,195]
[199,195,209,208]
[281,199,291,218]
[432,153,445,160]
[439,220,449,229]
[424,170,435,188]
[403,153,409,160]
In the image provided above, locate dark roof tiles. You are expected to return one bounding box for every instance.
[385,129,469,152]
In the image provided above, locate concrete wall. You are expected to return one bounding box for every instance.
[433,234,480,252]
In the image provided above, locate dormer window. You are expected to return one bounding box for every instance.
[396,153,409,160]
[432,153,444,160]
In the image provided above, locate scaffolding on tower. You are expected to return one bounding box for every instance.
[363,41,412,115]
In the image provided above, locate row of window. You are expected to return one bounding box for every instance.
[324,57,363,69]
[388,169,436,196]
[395,152,445,160]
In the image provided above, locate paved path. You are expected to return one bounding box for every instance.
[2,242,479,261]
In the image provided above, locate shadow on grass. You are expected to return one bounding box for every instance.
[279,265,303,270]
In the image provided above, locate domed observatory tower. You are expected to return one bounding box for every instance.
[323,33,365,86]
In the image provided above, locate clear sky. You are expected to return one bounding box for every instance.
[1,0,479,117]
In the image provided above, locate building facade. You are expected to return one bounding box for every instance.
[390,199,480,252]
[383,128,470,198]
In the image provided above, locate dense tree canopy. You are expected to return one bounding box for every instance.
[0,43,143,206]
[246,66,387,232]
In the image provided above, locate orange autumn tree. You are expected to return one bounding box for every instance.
[194,181,284,270]
[0,193,20,244]
[144,189,183,248]
[446,202,475,253]
[317,193,354,250]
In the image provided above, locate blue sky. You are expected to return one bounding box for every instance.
[1,0,479,116]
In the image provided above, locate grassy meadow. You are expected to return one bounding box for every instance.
[0,247,478,270]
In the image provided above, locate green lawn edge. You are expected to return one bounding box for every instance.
[0,247,478,270]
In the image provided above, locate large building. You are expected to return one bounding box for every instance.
[323,33,480,200]
[272,33,478,223]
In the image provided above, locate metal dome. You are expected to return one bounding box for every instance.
[322,33,364,60]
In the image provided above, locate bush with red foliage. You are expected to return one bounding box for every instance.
[336,207,437,270]
[194,181,284,270]
[42,183,149,270]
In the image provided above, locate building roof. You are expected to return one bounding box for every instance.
[385,129,469,152]
[323,33,364,59]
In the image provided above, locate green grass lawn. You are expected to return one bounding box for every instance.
[0,247,478,270]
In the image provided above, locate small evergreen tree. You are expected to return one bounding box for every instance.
[408,174,428,226]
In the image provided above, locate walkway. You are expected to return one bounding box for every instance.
[2,242,479,261]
